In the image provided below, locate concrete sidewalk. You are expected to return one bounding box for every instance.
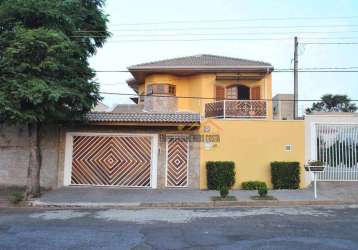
[28,183,358,208]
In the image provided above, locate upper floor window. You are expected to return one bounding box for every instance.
[225,85,250,100]
[215,84,261,100]
[147,84,176,96]
[226,86,238,100]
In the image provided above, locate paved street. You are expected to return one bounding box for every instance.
[1,206,358,249]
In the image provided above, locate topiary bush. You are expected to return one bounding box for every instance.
[206,161,235,190]
[242,181,267,190]
[258,186,268,197]
[271,161,300,189]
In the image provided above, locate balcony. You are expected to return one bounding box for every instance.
[205,100,267,119]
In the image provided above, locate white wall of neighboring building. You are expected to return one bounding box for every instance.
[92,102,109,112]
[273,94,294,120]
[304,112,358,186]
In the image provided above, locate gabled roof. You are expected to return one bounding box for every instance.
[127,54,273,89]
[129,54,273,70]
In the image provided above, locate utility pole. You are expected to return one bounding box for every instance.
[293,36,298,120]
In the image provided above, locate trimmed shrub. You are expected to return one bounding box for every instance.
[206,161,235,190]
[242,181,267,190]
[219,185,229,198]
[271,161,300,189]
[258,186,268,197]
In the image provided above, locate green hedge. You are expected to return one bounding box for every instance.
[206,161,235,190]
[271,161,300,189]
[242,181,267,190]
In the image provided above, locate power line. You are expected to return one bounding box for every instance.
[95,70,130,73]
[278,66,358,70]
[108,16,358,26]
[100,82,129,85]
[95,70,358,73]
[303,42,358,45]
[100,37,358,43]
[94,67,358,73]
[75,24,358,33]
[275,70,358,72]
[104,38,293,43]
[71,30,358,38]
[99,92,358,101]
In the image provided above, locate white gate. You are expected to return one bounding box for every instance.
[314,124,358,181]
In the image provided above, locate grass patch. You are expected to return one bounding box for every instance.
[211,196,237,201]
[8,192,25,205]
[250,195,277,201]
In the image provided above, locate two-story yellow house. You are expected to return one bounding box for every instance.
[58,54,305,190]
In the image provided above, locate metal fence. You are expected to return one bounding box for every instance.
[205,100,267,119]
[315,123,358,181]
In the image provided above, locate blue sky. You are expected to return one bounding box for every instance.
[90,0,358,112]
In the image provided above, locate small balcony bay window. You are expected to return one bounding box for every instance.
[144,84,177,112]
[147,84,176,96]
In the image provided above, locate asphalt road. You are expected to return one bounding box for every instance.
[1,205,358,250]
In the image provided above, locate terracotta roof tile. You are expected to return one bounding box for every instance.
[86,112,201,123]
[129,54,272,69]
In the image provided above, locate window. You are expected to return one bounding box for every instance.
[224,84,258,100]
[284,144,293,152]
[147,84,176,95]
[226,86,238,99]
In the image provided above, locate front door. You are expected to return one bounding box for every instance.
[166,136,189,187]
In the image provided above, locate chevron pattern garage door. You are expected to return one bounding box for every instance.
[166,136,189,187]
[71,135,152,187]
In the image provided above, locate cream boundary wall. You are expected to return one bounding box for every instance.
[0,125,200,189]
[304,113,358,186]
[0,125,60,188]
[200,119,305,189]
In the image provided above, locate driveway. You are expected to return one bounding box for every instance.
[1,205,358,249]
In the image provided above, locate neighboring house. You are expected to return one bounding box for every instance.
[305,112,358,185]
[0,54,305,190]
[92,102,109,112]
[111,104,144,113]
[273,94,294,120]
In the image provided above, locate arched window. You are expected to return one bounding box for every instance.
[225,84,250,100]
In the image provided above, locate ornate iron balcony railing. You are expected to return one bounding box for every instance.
[205,100,267,119]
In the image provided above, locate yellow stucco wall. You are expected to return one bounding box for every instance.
[138,73,304,189]
[200,119,305,189]
[141,73,273,117]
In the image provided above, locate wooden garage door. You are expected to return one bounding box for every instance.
[71,135,152,187]
[166,136,189,187]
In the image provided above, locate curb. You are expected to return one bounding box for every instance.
[27,199,357,209]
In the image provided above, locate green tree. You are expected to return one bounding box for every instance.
[306,94,357,114]
[0,0,110,198]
